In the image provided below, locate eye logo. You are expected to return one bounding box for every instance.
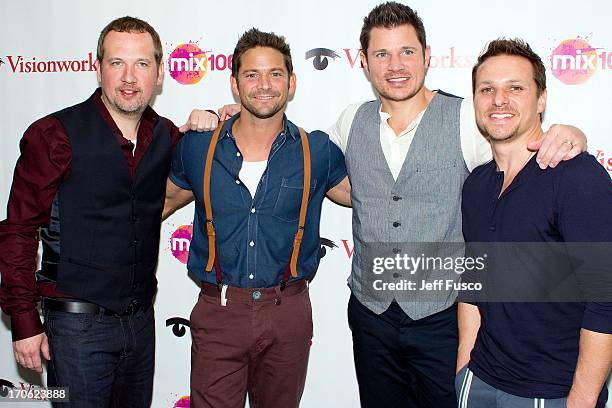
[166,317,190,337]
[170,224,192,264]
[0,379,15,397]
[550,38,600,85]
[319,238,338,259]
[305,48,340,70]
[168,43,208,85]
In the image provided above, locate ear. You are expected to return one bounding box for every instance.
[424,45,431,69]
[537,89,547,115]
[288,73,297,98]
[95,59,101,83]
[359,49,368,72]
[156,60,164,86]
[230,75,239,98]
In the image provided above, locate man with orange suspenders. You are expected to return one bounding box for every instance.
[163,28,351,408]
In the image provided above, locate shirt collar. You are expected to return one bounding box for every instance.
[219,113,297,141]
[378,104,427,137]
[92,88,160,138]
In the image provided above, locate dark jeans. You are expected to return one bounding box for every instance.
[348,294,458,408]
[43,305,155,408]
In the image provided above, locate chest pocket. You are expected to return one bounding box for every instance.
[273,178,317,222]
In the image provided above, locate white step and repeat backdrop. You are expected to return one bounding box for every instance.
[1,1,611,407]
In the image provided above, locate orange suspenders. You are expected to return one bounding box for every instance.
[202,121,312,289]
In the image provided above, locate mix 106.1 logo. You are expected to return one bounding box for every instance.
[169,224,192,264]
[167,42,233,85]
[550,37,612,85]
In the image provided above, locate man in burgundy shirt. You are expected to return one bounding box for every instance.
[0,16,212,407]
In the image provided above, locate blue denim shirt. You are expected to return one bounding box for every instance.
[170,114,347,288]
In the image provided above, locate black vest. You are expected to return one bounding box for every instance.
[41,94,172,313]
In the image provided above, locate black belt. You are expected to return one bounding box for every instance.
[42,297,142,317]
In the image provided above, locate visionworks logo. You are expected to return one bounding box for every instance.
[305,47,473,70]
[0,53,96,74]
[305,48,342,70]
[550,37,612,84]
[167,41,233,85]
[305,48,364,70]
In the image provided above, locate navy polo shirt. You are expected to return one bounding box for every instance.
[170,114,347,288]
[461,152,612,400]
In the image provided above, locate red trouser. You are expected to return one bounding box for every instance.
[190,280,313,408]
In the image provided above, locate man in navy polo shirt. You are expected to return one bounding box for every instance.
[163,28,350,408]
[457,38,612,408]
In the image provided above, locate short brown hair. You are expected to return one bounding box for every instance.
[472,38,546,97]
[360,2,427,57]
[231,28,293,78]
[97,16,163,67]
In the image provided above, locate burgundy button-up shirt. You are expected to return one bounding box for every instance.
[0,89,182,341]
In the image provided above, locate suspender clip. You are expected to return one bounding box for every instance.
[219,284,229,307]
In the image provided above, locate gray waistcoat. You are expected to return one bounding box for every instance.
[346,92,469,319]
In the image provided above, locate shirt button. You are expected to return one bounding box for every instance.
[392,196,401,201]
[393,222,401,227]
[235,179,240,184]
[249,274,254,279]
[251,208,256,213]
[489,226,496,232]
[236,152,241,157]
[249,241,255,247]
[252,291,261,300]
[393,248,401,254]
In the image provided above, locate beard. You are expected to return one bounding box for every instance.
[476,120,519,142]
[103,87,147,118]
[476,108,521,142]
[240,90,286,119]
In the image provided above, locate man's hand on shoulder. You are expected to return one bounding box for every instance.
[13,332,50,373]
[218,104,241,121]
[179,109,220,133]
[529,124,587,169]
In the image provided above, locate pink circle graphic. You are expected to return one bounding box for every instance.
[173,396,190,407]
[169,224,193,264]
[550,38,598,85]
[168,43,208,85]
